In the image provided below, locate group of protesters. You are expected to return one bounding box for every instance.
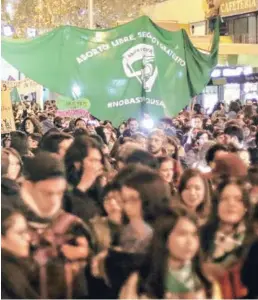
[1,97,258,299]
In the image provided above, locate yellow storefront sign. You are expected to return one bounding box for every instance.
[1,88,16,134]
[220,0,258,17]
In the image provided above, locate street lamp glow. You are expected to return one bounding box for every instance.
[72,84,81,98]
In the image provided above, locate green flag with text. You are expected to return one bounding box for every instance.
[2,16,219,126]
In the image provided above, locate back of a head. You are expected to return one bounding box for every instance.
[10,131,28,156]
[73,128,89,138]
[1,206,21,235]
[205,144,228,165]
[23,151,66,182]
[65,136,102,167]
[117,141,142,163]
[125,150,158,169]
[39,132,72,154]
[229,101,241,113]
[224,125,244,143]
[122,167,171,224]
[95,126,108,145]
[29,133,42,142]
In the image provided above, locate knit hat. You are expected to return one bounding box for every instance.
[23,151,66,182]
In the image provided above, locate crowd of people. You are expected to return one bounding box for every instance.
[1,97,258,299]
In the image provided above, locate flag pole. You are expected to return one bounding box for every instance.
[88,0,94,29]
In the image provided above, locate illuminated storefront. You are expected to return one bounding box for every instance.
[201,66,258,106]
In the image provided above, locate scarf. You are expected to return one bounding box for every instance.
[165,262,202,294]
[212,222,246,261]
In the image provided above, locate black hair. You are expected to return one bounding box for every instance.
[23,151,66,182]
[39,132,73,154]
[205,144,228,165]
[194,103,202,114]
[127,118,137,125]
[200,178,253,260]
[20,117,43,135]
[125,150,158,169]
[224,125,244,142]
[1,207,23,236]
[103,120,113,127]
[10,131,29,157]
[229,101,241,113]
[54,116,63,128]
[95,126,108,145]
[213,130,224,139]
[64,136,104,187]
[74,118,86,127]
[73,128,89,138]
[121,167,171,225]
[28,133,42,142]
[248,166,258,186]
[159,118,173,127]
[212,102,225,113]
[90,134,105,147]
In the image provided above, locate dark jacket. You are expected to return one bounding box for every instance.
[1,249,39,299]
[104,249,146,298]
[63,187,104,223]
[1,177,22,210]
[241,240,258,299]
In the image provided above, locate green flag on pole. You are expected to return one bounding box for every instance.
[1,16,219,126]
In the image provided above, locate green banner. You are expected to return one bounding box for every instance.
[2,16,219,126]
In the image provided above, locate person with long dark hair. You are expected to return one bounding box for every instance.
[64,136,105,221]
[89,182,123,253]
[200,178,254,298]
[120,208,220,299]
[91,166,172,298]
[20,116,43,135]
[157,156,178,195]
[1,207,39,299]
[175,169,212,226]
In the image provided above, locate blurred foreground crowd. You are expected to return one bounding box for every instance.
[1,97,258,299]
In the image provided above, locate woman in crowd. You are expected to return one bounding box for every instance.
[200,178,254,298]
[157,156,177,195]
[90,182,123,253]
[91,166,172,298]
[117,122,127,137]
[175,169,211,226]
[120,208,221,299]
[1,207,39,299]
[20,116,43,135]
[95,125,117,152]
[201,178,253,266]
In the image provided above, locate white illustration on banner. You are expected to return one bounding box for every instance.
[122,44,158,92]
